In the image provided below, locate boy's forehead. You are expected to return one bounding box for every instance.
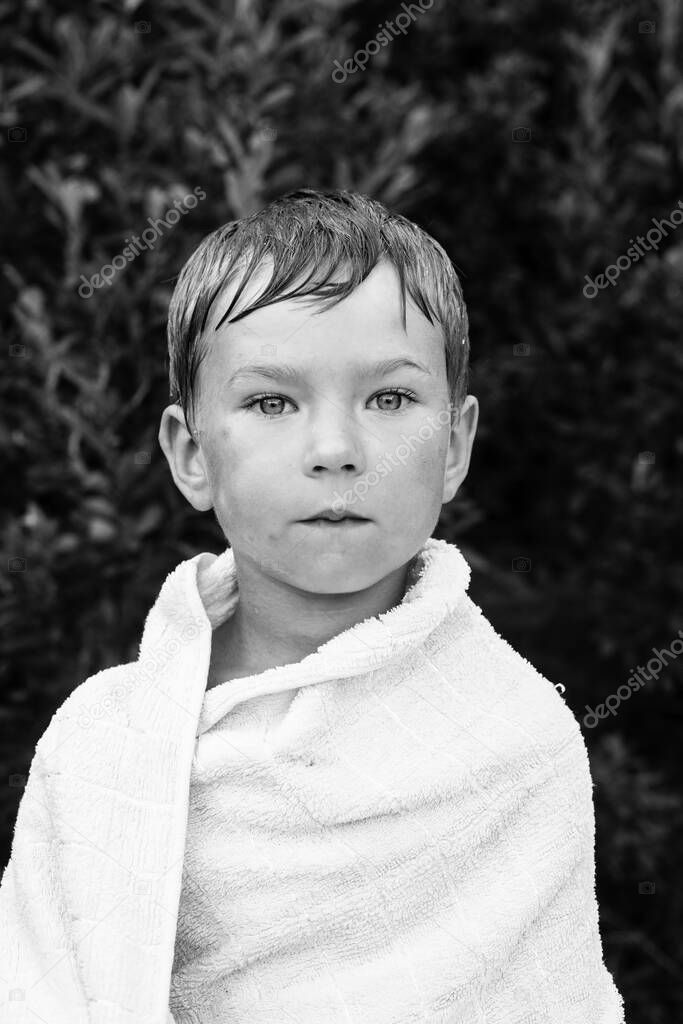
[205,258,442,357]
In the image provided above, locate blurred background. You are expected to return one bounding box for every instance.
[1,0,682,1019]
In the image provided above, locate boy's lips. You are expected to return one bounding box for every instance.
[301,518,370,527]
[301,508,369,522]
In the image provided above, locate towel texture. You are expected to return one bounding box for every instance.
[0,537,625,1023]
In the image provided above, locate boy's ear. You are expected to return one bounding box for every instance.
[442,394,479,505]
[158,404,214,512]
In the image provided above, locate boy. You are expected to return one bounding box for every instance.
[0,189,625,1023]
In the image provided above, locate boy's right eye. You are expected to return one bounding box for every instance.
[242,393,292,416]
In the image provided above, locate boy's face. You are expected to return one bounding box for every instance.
[159,259,478,596]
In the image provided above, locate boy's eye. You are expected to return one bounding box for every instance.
[242,388,417,417]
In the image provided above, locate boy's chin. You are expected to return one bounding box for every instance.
[278,560,389,596]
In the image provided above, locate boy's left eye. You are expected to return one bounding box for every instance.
[242,388,418,416]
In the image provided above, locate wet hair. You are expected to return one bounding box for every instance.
[167,188,469,437]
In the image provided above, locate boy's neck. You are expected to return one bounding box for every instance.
[206,554,415,689]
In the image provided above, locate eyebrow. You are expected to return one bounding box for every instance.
[227,357,433,388]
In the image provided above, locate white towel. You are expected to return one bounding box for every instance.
[0,537,625,1023]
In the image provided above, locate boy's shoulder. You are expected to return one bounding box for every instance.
[37,660,138,753]
[430,593,581,740]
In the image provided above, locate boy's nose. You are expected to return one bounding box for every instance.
[303,426,365,476]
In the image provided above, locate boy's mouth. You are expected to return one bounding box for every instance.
[303,518,370,527]
[301,508,369,523]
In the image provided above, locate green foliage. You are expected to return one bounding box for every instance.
[2,0,682,1017]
